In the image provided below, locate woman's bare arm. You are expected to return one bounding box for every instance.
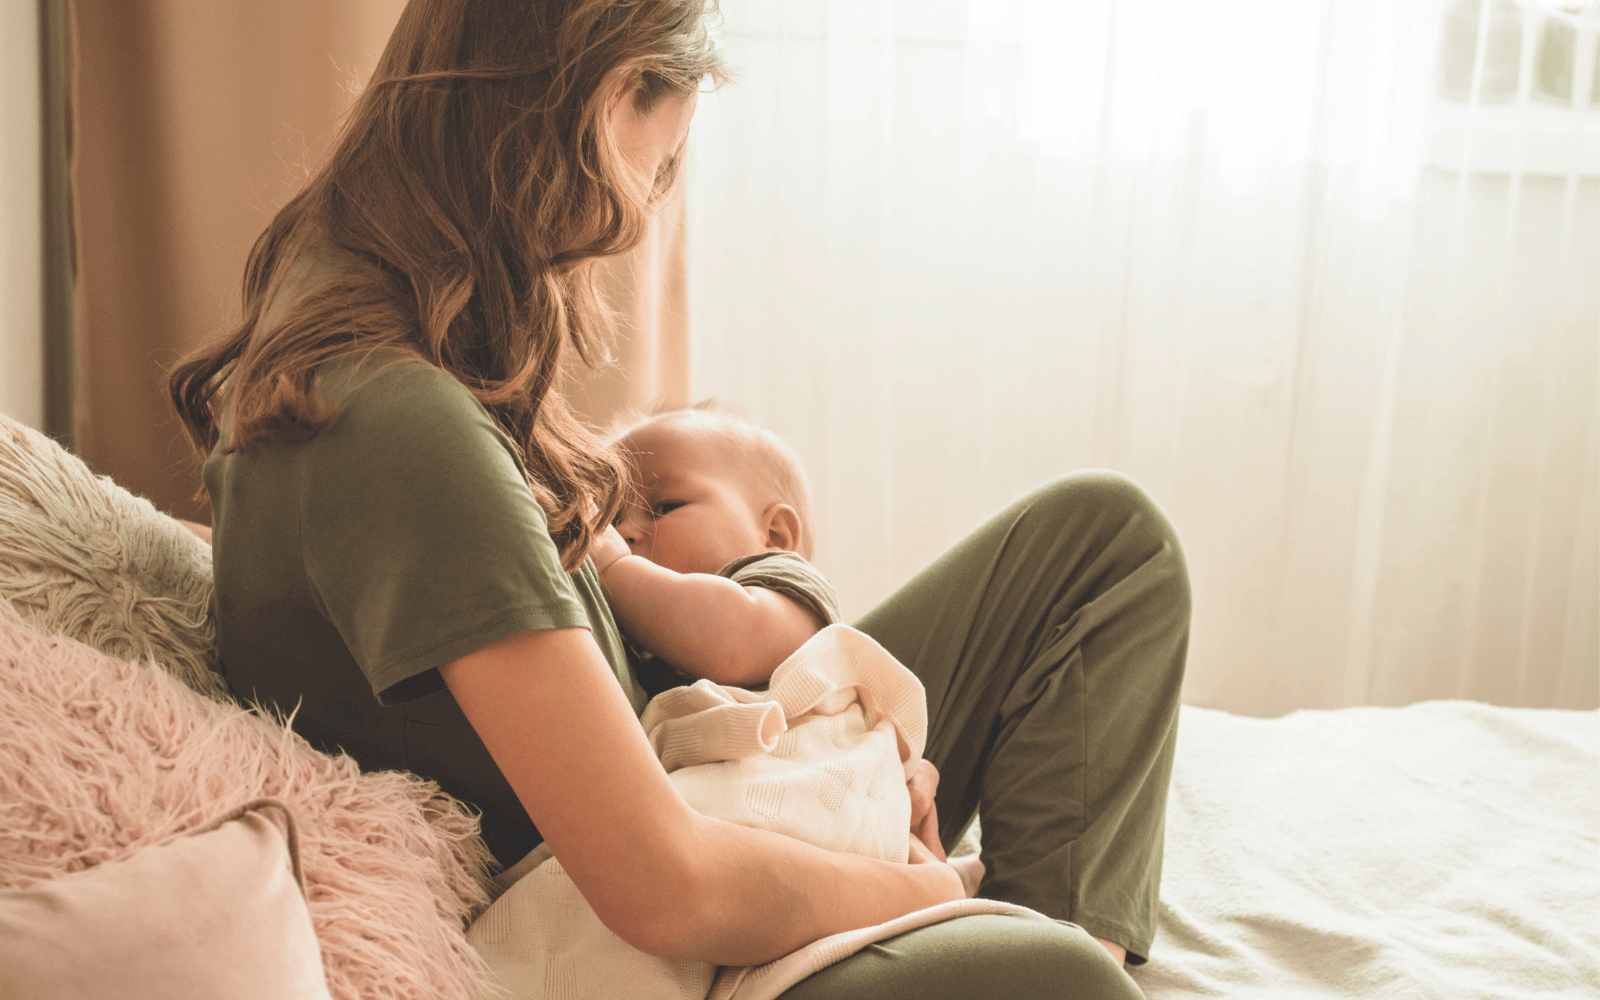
[439,626,963,965]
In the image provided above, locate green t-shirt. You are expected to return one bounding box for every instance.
[203,354,643,867]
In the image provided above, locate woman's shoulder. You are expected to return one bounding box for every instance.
[316,349,517,453]
[319,348,474,412]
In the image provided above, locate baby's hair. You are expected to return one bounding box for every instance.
[612,400,817,559]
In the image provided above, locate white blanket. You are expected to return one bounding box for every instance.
[1130,701,1600,999]
[467,625,1028,1000]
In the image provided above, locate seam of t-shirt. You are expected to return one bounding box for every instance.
[369,598,593,702]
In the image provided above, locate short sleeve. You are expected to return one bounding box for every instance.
[717,552,844,627]
[301,361,590,703]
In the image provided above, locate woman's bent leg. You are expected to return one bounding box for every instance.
[774,913,1142,1000]
[854,471,1190,963]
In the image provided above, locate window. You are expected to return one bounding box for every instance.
[1427,0,1600,175]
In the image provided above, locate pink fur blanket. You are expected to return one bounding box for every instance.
[0,599,498,1000]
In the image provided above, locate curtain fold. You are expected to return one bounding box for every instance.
[683,0,1599,714]
[41,0,76,445]
[68,0,409,521]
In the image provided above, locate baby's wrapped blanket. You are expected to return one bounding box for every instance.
[466,624,1030,1000]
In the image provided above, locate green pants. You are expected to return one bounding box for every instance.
[778,471,1190,999]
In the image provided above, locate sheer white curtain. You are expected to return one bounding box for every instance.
[681,0,1598,716]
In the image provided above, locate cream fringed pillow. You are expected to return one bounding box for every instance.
[0,413,225,700]
[0,800,333,1000]
[0,600,498,1000]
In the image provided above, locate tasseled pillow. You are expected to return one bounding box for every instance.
[0,413,225,700]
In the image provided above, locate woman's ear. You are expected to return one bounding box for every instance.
[600,65,642,113]
[598,67,653,202]
[761,504,802,553]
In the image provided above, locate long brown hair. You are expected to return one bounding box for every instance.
[169,0,725,569]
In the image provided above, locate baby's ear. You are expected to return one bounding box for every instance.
[762,504,802,553]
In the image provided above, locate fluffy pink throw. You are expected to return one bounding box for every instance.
[0,600,498,1000]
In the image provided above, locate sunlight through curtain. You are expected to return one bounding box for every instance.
[682,0,1599,715]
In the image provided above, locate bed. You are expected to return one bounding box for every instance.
[1,412,1595,998]
[1127,700,1598,998]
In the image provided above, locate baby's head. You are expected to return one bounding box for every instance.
[612,404,815,575]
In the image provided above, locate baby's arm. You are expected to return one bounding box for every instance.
[591,528,824,687]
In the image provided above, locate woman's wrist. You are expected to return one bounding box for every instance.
[914,856,967,906]
[905,835,964,899]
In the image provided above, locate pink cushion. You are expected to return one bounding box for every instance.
[0,601,497,1000]
[0,801,332,1000]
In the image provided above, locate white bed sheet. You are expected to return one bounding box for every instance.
[1128,701,1599,999]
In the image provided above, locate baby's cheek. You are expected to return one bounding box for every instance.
[652,537,712,575]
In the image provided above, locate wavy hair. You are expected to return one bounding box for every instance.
[169,0,726,569]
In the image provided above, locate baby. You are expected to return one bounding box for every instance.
[591,403,839,695]
[473,411,998,995]
[594,403,985,895]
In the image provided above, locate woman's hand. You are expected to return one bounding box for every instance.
[906,761,973,902]
[908,759,985,898]
[907,759,945,863]
[906,829,944,865]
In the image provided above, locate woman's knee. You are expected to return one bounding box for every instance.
[775,913,1142,1000]
[1015,470,1191,628]
[1022,471,1184,561]
[1024,469,1156,523]
[999,917,1144,1000]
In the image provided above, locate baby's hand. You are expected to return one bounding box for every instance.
[591,524,632,577]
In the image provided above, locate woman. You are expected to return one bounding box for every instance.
[170,1,1188,996]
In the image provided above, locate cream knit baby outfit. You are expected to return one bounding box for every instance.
[466,624,1031,1000]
